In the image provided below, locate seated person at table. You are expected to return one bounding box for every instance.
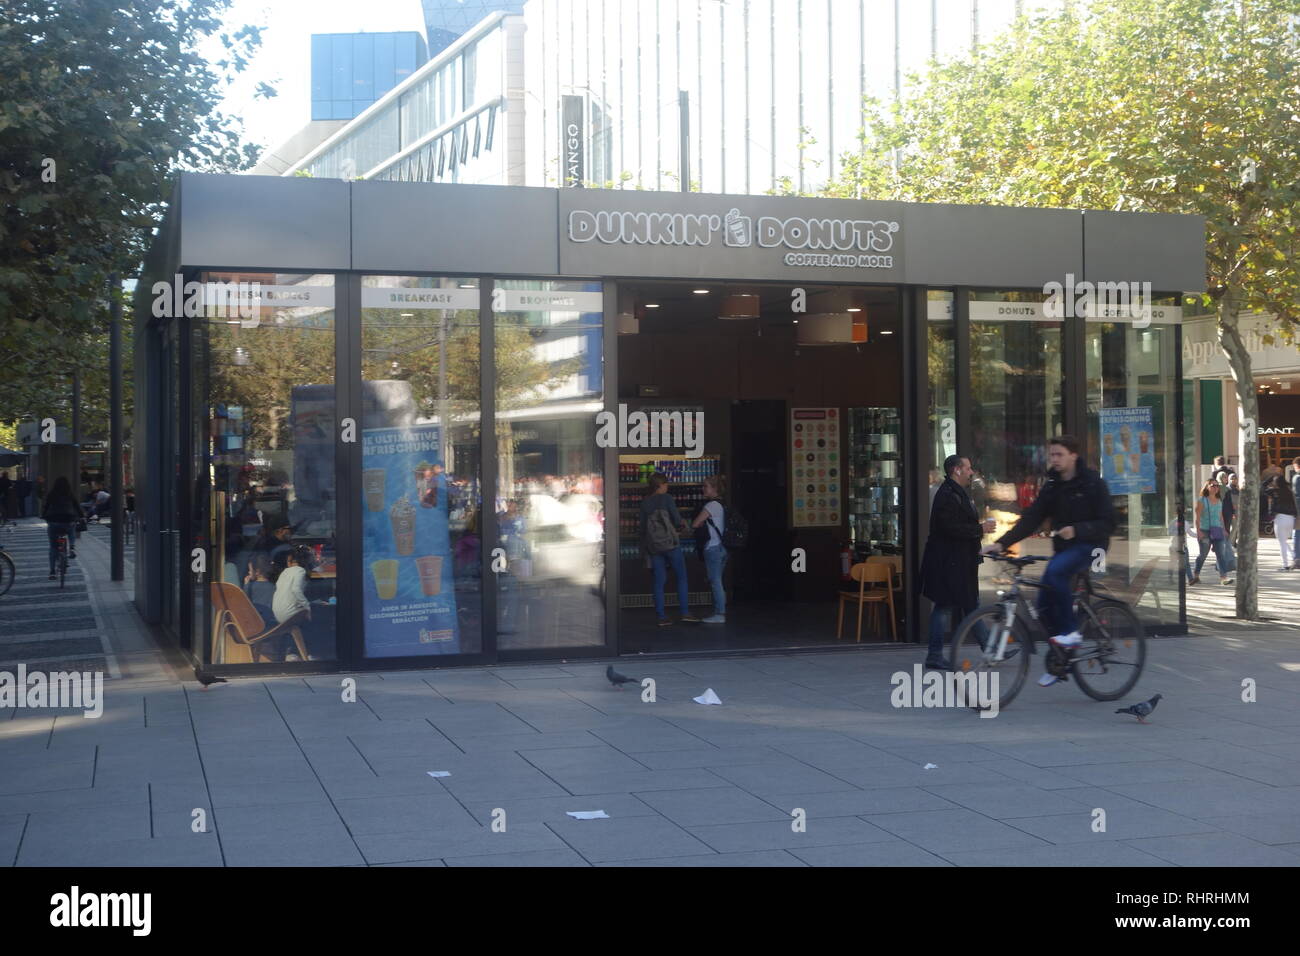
[271,545,315,662]
[243,552,276,621]
[252,514,294,565]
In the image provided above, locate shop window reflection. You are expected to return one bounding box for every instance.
[203,272,337,664]
[494,279,605,649]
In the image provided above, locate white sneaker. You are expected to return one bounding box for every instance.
[284,654,301,662]
[1038,673,1061,686]
[702,614,725,624]
[1050,631,1082,648]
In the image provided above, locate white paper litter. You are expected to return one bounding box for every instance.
[922,763,939,770]
[693,688,723,705]
[427,771,451,778]
[566,810,610,820]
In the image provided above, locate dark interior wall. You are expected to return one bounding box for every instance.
[1258,394,1300,429]
[618,316,903,604]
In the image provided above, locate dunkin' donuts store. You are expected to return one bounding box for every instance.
[133,173,1204,674]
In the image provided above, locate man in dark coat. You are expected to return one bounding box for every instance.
[919,454,994,670]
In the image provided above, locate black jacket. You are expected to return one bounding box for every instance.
[998,464,1115,552]
[41,491,81,523]
[918,477,984,609]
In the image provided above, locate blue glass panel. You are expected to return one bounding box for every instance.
[331,36,352,101]
[375,35,396,95]
[353,34,374,103]
[311,35,330,101]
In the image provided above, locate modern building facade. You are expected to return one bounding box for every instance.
[133,173,1204,674]
[310,31,429,121]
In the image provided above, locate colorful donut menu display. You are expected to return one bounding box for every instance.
[790,407,841,527]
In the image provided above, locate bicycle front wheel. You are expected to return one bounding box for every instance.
[0,552,13,596]
[952,606,1031,711]
[1071,599,1145,701]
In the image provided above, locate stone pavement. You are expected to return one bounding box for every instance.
[2,523,1299,867]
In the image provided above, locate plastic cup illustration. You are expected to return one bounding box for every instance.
[363,469,386,512]
[1113,454,1126,475]
[371,560,398,600]
[1139,431,1150,454]
[1103,433,1114,457]
[1130,453,1140,474]
[390,495,416,556]
[416,555,443,596]
[1119,424,1132,453]
[723,208,752,247]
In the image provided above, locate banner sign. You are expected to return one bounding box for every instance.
[1099,406,1156,494]
[361,424,460,657]
[561,94,585,187]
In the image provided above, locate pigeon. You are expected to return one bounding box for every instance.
[195,670,228,690]
[1115,693,1162,723]
[606,665,640,689]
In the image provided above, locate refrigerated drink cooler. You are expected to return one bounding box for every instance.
[847,407,902,554]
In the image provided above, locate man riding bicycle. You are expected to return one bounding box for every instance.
[981,435,1115,686]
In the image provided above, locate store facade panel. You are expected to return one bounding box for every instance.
[134,173,1205,675]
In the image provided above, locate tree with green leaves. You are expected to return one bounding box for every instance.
[0,0,270,429]
[819,0,1300,620]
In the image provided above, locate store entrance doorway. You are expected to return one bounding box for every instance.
[614,280,905,655]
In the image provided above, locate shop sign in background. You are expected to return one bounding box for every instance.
[362,424,460,657]
[791,407,841,527]
[1099,406,1156,494]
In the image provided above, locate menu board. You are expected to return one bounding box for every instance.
[1099,406,1156,494]
[361,424,460,657]
[791,407,841,527]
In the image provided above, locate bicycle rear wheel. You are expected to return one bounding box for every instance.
[952,606,1031,711]
[1071,599,1145,701]
[0,551,13,596]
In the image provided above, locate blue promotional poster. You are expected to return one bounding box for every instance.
[1099,407,1156,494]
[361,424,460,657]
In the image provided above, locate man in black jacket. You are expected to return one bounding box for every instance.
[982,435,1115,686]
[919,454,995,670]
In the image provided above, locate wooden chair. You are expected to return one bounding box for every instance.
[210,582,310,664]
[866,555,903,596]
[836,562,897,643]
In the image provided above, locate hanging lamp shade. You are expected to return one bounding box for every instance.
[617,312,639,335]
[719,293,760,319]
[795,312,868,345]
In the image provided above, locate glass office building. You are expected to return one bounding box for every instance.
[311,32,428,121]
[133,173,1204,674]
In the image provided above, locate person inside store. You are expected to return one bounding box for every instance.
[691,473,729,624]
[1192,479,1235,586]
[982,435,1116,686]
[250,514,295,565]
[641,471,696,626]
[1268,474,1297,570]
[270,544,315,662]
[920,455,995,670]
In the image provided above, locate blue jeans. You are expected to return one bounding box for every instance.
[1195,534,1233,578]
[651,545,690,620]
[1039,542,1096,635]
[703,545,728,616]
[927,604,986,662]
[47,522,74,574]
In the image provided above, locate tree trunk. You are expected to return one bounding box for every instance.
[1217,289,1258,620]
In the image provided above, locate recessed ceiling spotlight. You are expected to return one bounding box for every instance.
[693,289,710,294]
[847,307,862,312]
[881,330,894,335]
[792,320,799,324]
[400,312,414,317]
[645,303,660,309]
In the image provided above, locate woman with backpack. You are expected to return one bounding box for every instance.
[41,476,81,579]
[692,474,729,624]
[641,472,696,626]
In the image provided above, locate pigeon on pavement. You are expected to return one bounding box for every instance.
[1115,693,1162,723]
[195,670,228,690]
[606,665,640,689]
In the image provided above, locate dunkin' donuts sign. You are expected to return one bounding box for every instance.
[567,207,899,269]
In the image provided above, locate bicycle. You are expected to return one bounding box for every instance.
[951,553,1146,711]
[53,528,71,588]
[0,544,13,597]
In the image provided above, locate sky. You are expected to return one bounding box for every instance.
[208,0,428,155]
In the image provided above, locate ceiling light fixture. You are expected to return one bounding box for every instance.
[693,289,710,294]
[645,303,660,309]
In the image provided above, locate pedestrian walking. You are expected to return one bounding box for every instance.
[13,477,31,518]
[0,471,10,520]
[691,473,729,624]
[1193,479,1234,585]
[40,476,81,579]
[919,454,994,670]
[1268,475,1297,570]
[641,471,694,626]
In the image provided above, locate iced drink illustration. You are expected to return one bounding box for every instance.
[1120,424,1132,453]
[372,560,398,600]
[1103,433,1114,457]
[723,208,752,247]
[416,555,443,596]
[414,460,438,508]
[390,495,416,556]
[1130,453,1140,475]
[363,469,386,512]
[1113,454,1126,475]
[1139,431,1150,454]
